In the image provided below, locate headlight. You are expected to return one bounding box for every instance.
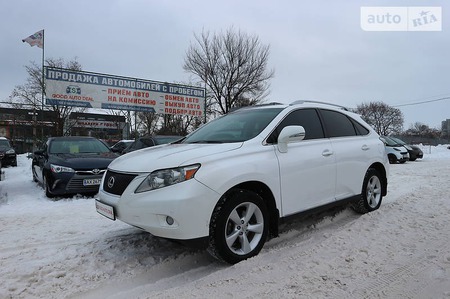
[6,149,15,154]
[135,164,200,193]
[50,164,75,173]
[393,148,401,151]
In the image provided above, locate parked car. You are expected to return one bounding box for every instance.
[96,101,389,264]
[110,140,134,154]
[380,136,409,164]
[388,137,423,161]
[0,137,17,167]
[121,135,182,154]
[32,136,119,198]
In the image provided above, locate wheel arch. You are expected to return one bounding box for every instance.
[215,181,280,239]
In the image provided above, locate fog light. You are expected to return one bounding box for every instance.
[166,216,174,225]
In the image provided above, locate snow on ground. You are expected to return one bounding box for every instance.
[1,145,450,299]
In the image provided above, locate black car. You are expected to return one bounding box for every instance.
[0,137,17,167]
[32,136,119,198]
[110,140,134,153]
[122,135,182,154]
[389,137,423,161]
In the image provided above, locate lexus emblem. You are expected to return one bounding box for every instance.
[107,176,115,189]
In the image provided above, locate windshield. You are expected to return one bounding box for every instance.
[182,107,283,144]
[0,140,11,148]
[49,139,111,154]
[154,136,182,144]
[382,136,402,147]
[389,137,406,145]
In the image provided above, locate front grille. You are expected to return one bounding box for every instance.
[103,170,138,196]
[66,174,103,192]
[76,169,106,175]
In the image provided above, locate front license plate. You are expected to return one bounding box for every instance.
[95,200,116,220]
[83,178,102,186]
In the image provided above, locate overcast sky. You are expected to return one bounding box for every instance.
[1,0,449,129]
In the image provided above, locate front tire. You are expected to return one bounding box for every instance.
[32,165,38,182]
[352,168,383,214]
[388,155,397,164]
[208,189,269,264]
[43,173,55,198]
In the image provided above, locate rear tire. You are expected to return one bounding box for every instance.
[208,189,269,264]
[352,168,383,214]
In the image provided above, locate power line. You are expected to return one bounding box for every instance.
[393,96,450,108]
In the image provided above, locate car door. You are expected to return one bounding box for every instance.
[319,109,377,200]
[268,109,336,216]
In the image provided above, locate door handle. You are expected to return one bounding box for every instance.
[361,145,370,151]
[322,149,333,157]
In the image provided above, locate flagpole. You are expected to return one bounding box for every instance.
[41,29,45,141]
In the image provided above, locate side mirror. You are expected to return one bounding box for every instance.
[34,149,46,157]
[277,126,305,153]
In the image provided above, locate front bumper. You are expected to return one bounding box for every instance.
[0,153,17,166]
[97,176,220,240]
[47,172,103,195]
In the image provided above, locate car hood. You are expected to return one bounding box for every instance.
[109,143,243,173]
[402,144,413,150]
[49,152,118,169]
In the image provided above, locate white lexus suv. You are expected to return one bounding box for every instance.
[96,101,389,264]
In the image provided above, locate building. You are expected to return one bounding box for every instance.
[67,112,127,143]
[442,119,450,138]
[0,107,126,153]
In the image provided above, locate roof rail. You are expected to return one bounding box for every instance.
[229,102,283,112]
[290,100,349,111]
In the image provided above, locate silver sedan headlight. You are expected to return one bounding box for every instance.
[135,164,200,193]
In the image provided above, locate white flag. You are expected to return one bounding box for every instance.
[22,30,44,49]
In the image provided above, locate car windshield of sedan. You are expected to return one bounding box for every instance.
[49,139,111,154]
[0,139,11,148]
[182,107,284,144]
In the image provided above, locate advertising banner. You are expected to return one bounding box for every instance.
[45,67,205,117]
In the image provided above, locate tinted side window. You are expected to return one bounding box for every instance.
[320,109,356,138]
[267,109,324,143]
[142,138,155,147]
[351,118,370,135]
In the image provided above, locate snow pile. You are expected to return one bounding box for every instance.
[1,146,450,298]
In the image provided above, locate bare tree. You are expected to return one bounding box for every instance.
[184,27,274,115]
[405,122,441,139]
[157,114,201,136]
[355,101,404,135]
[136,112,200,137]
[137,112,162,135]
[9,58,84,138]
